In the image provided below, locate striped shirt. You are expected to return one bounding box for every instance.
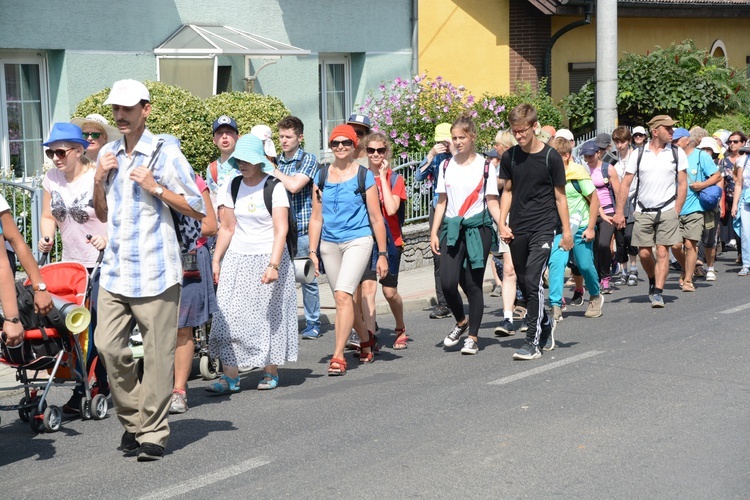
[98,129,205,298]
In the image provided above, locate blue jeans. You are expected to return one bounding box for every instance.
[548,228,600,307]
[296,233,320,328]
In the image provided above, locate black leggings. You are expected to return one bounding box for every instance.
[439,226,492,336]
[594,216,616,279]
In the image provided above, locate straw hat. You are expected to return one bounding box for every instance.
[70,113,122,142]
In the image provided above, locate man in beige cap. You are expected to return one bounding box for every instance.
[612,115,687,308]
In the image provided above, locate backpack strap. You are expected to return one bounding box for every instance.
[263,176,277,213]
[230,175,243,205]
[355,165,368,206]
[209,160,218,184]
[315,163,330,203]
[571,179,582,194]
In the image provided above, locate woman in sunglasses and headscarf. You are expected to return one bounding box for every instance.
[38,122,109,413]
[308,124,389,376]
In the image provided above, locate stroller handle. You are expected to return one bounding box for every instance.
[37,236,51,266]
[38,235,105,270]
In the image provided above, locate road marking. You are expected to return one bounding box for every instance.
[488,350,604,386]
[139,456,271,500]
[719,302,750,314]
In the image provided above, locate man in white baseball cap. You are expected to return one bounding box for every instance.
[94,79,205,462]
[103,79,151,107]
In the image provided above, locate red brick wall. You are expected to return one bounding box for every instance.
[509,0,551,92]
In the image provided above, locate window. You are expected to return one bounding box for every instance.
[157,57,216,98]
[568,62,596,95]
[319,56,351,149]
[0,56,48,179]
[216,65,232,94]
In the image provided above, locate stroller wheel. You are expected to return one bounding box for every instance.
[20,396,45,423]
[43,406,62,432]
[80,398,91,421]
[29,407,45,433]
[199,355,221,380]
[18,396,32,422]
[91,394,108,420]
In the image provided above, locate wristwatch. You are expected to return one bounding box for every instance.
[378,251,387,257]
[33,282,47,292]
[153,186,164,197]
[4,317,20,324]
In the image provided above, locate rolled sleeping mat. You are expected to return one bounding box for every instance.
[49,293,90,334]
[294,258,315,284]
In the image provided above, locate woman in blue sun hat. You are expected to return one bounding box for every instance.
[38,122,110,414]
[209,134,297,393]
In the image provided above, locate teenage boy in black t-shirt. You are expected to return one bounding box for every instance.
[498,104,573,360]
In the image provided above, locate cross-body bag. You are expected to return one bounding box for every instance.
[687,150,722,211]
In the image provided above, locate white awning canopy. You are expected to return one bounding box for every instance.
[154,24,310,57]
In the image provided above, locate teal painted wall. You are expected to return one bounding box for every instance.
[0,0,414,152]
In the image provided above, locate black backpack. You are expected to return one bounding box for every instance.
[0,283,67,368]
[231,175,298,258]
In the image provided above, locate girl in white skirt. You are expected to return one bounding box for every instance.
[209,134,298,392]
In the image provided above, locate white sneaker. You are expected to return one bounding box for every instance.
[706,270,716,281]
[460,338,479,355]
[345,330,360,349]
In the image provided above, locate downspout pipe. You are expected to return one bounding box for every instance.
[411,0,418,76]
[544,1,594,94]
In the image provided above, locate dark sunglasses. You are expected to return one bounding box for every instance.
[354,129,367,137]
[83,132,103,139]
[727,139,741,144]
[366,147,386,155]
[45,148,74,160]
[330,139,354,148]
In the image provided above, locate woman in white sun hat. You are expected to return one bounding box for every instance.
[70,113,121,161]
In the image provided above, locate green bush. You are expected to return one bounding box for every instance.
[562,40,750,133]
[204,91,291,158]
[704,114,750,135]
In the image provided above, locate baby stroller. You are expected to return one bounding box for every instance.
[0,253,107,433]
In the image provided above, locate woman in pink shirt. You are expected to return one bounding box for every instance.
[38,122,109,414]
[581,140,621,294]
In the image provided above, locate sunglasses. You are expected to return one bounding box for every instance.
[330,139,354,148]
[45,148,74,160]
[727,140,741,144]
[83,132,103,139]
[366,147,386,155]
[354,129,367,137]
[633,133,646,137]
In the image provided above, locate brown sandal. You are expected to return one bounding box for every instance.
[327,357,347,376]
[393,327,409,350]
[359,331,378,363]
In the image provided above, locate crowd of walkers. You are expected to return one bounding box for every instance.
[2,78,749,461]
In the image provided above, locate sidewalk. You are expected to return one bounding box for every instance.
[0,265,494,395]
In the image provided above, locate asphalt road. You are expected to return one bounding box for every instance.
[1,253,749,499]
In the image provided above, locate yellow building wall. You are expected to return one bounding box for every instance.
[418,0,510,96]
[550,16,750,104]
